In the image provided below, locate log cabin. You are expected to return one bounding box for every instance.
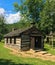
[4,25,44,51]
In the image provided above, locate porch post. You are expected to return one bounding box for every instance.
[12,38,14,45]
[52,36,53,48]
[8,38,10,44]
[5,38,7,45]
[41,36,44,49]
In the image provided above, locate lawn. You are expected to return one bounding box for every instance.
[44,43,55,55]
[0,42,55,65]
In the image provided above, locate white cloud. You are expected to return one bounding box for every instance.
[0,8,5,15]
[0,8,21,24]
[6,12,21,24]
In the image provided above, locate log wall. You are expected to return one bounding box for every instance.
[21,34,30,50]
[16,38,21,49]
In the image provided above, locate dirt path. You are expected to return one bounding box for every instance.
[4,45,55,62]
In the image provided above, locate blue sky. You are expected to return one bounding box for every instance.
[0,0,21,13]
[0,0,21,24]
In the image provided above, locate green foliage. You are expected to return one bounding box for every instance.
[26,0,44,22]
[7,20,31,31]
[0,15,9,41]
[1,39,5,43]
[38,0,55,34]
[0,34,3,41]
[44,43,55,55]
[13,0,44,22]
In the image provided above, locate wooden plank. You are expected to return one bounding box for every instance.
[22,39,30,42]
[16,38,21,44]
[21,35,30,39]
[30,34,42,36]
[21,34,30,50]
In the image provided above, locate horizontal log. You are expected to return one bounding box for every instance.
[22,40,30,42]
[22,42,30,44]
[21,45,30,48]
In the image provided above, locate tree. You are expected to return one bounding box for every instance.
[38,0,55,34]
[13,0,44,23]
[0,15,8,41]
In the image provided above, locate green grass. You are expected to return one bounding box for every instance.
[44,43,55,55]
[0,42,55,65]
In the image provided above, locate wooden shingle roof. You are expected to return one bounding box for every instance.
[4,26,43,37]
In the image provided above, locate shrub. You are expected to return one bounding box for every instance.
[0,34,3,41]
[1,39,5,43]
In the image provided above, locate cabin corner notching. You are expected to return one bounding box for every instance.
[4,26,44,51]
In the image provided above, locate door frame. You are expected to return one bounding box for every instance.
[35,36,41,49]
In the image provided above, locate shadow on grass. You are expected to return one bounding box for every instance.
[0,59,32,65]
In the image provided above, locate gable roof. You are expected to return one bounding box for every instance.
[4,26,43,38]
